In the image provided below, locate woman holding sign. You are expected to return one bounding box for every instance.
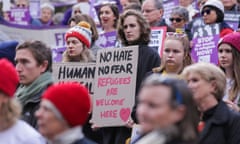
[201,0,233,37]
[218,32,240,112]
[99,9,160,144]
[63,21,95,62]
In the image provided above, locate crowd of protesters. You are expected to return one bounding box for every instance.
[0,0,240,144]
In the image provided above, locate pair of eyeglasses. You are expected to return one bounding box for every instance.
[169,17,183,23]
[166,32,186,38]
[201,9,211,16]
[17,4,27,8]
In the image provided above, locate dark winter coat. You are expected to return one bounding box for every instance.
[199,101,240,144]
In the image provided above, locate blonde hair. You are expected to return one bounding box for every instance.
[181,62,226,101]
[153,35,192,74]
[0,93,21,130]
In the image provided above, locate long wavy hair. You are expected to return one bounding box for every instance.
[220,47,240,101]
[117,9,151,46]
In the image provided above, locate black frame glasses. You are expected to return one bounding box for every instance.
[201,9,211,16]
[169,17,183,23]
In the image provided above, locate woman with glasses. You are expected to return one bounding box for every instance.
[218,32,240,112]
[181,62,240,144]
[131,74,199,144]
[169,6,189,31]
[201,0,233,37]
[152,32,192,75]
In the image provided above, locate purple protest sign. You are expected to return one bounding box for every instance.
[191,24,220,64]
[163,0,179,25]
[9,8,30,25]
[191,35,219,64]
[224,11,240,31]
[95,31,117,48]
[52,47,66,62]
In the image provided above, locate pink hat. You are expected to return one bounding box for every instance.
[218,32,240,52]
[42,83,91,127]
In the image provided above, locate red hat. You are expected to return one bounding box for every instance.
[218,32,240,52]
[0,58,19,97]
[42,83,91,127]
[65,21,92,48]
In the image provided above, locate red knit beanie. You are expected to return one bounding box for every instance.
[0,58,19,97]
[42,83,91,127]
[65,21,92,48]
[218,32,240,52]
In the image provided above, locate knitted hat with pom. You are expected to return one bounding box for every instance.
[65,21,92,48]
[0,58,19,97]
[42,83,91,127]
[218,32,240,52]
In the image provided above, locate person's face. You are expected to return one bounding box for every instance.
[186,72,215,103]
[170,14,186,29]
[221,0,237,9]
[66,37,84,58]
[137,85,183,134]
[35,100,68,140]
[163,39,185,72]
[142,0,163,26]
[16,0,28,8]
[15,49,47,86]
[99,5,116,29]
[40,8,52,23]
[123,15,141,44]
[179,0,193,7]
[218,43,233,70]
[73,8,81,16]
[120,0,129,9]
[202,7,217,24]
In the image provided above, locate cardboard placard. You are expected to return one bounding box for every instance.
[92,46,138,127]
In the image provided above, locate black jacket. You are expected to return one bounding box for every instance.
[199,101,240,144]
[21,84,52,129]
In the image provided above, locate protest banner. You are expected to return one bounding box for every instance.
[149,26,167,56]
[224,11,240,31]
[95,31,117,49]
[0,22,68,62]
[191,24,220,64]
[92,46,138,127]
[9,7,31,25]
[52,62,96,96]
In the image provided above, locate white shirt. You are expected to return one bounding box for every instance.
[0,120,46,144]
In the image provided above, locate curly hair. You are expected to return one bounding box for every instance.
[117,9,151,46]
